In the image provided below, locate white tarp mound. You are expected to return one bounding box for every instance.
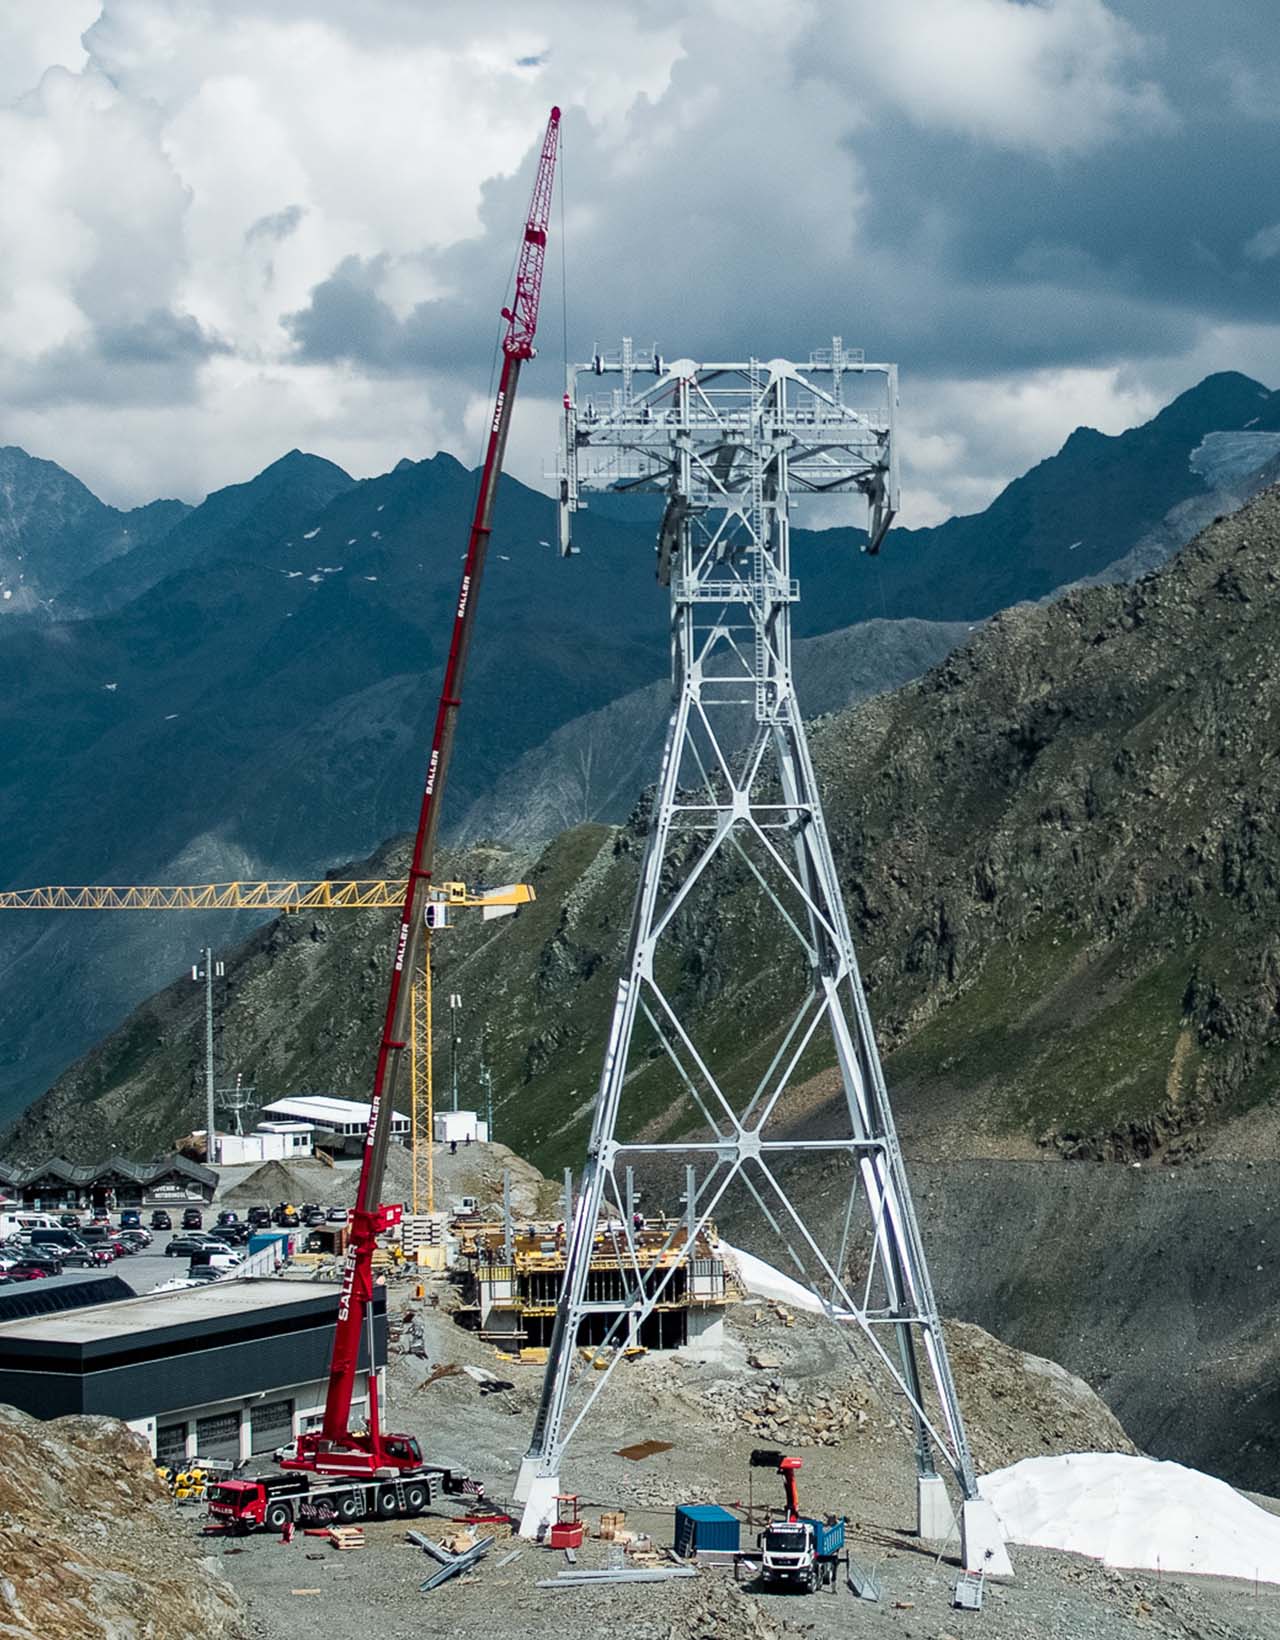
[716,1239,824,1314]
[980,1452,1280,1585]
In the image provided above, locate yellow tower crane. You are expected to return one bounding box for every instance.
[0,876,535,1216]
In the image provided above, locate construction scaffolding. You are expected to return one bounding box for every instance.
[455,1218,737,1357]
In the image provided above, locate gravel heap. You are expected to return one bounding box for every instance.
[0,1404,245,1640]
[222,1140,552,1217]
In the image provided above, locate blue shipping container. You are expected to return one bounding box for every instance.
[801,1516,845,1556]
[674,1503,741,1556]
[248,1231,292,1257]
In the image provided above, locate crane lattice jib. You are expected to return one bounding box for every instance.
[503,108,561,360]
[0,881,407,911]
[0,880,533,912]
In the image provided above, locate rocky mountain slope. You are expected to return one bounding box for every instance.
[0,1404,245,1639]
[4,373,1278,1122]
[17,480,1280,1172]
[0,445,188,616]
[457,615,974,843]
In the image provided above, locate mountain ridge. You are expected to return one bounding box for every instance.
[0,368,1276,1122]
[13,478,1280,1177]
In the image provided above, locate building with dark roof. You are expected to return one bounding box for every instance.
[0,1154,216,1212]
[0,1278,386,1466]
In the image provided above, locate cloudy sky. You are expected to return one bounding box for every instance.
[2,0,1278,527]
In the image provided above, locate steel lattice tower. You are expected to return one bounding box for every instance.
[514,342,1010,1575]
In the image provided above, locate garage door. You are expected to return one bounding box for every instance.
[195,1411,241,1464]
[250,1398,294,1454]
[156,1422,188,1466]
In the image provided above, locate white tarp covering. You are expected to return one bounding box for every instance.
[716,1239,824,1314]
[980,1452,1280,1585]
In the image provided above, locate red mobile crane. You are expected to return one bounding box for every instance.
[279,106,561,1484]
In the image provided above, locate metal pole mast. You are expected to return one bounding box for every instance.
[515,342,1010,1576]
[450,992,461,1113]
[204,948,214,1157]
[192,948,223,1161]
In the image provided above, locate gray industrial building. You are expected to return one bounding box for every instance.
[0,1279,386,1466]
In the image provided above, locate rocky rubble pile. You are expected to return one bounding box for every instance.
[0,1404,245,1640]
[659,1578,809,1640]
[947,1321,1137,1473]
[696,1368,878,1449]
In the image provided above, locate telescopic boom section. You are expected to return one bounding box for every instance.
[298,106,560,1469]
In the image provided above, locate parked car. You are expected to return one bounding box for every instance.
[150,1209,173,1230]
[215,1210,240,1227]
[0,1256,56,1279]
[182,1207,204,1229]
[165,1235,232,1258]
[80,1228,126,1258]
[118,1229,152,1250]
[219,1224,251,1246]
[119,1209,141,1229]
[185,1265,224,1283]
[53,1245,96,1268]
[326,1206,348,1223]
[270,1205,300,1227]
[304,1209,326,1227]
[27,1228,89,1253]
[18,1245,65,1273]
[247,1205,271,1228]
[27,1230,95,1267]
[58,1212,81,1229]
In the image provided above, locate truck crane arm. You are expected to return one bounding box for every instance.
[283,105,561,1478]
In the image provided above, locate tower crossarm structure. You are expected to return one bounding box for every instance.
[519,341,1009,1576]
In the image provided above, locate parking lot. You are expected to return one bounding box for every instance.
[0,1209,267,1295]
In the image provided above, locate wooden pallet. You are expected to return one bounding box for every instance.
[328,1526,365,1550]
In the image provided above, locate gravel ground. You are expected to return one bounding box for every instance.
[209,1284,1280,1640]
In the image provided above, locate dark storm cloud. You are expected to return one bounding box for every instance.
[4,310,229,409]
[280,2,1280,397]
[245,203,307,244]
[97,309,230,364]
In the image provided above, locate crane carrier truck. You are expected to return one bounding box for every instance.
[205,1441,482,1532]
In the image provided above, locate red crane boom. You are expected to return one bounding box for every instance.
[284,105,561,1478]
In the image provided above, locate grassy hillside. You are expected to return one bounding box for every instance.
[11,482,1280,1175]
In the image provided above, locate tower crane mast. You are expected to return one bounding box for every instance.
[282,105,561,1478]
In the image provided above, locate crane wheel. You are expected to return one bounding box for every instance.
[336,1493,362,1521]
[402,1483,428,1515]
[375,1488,401,1517]
[265,1501,293,1530]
